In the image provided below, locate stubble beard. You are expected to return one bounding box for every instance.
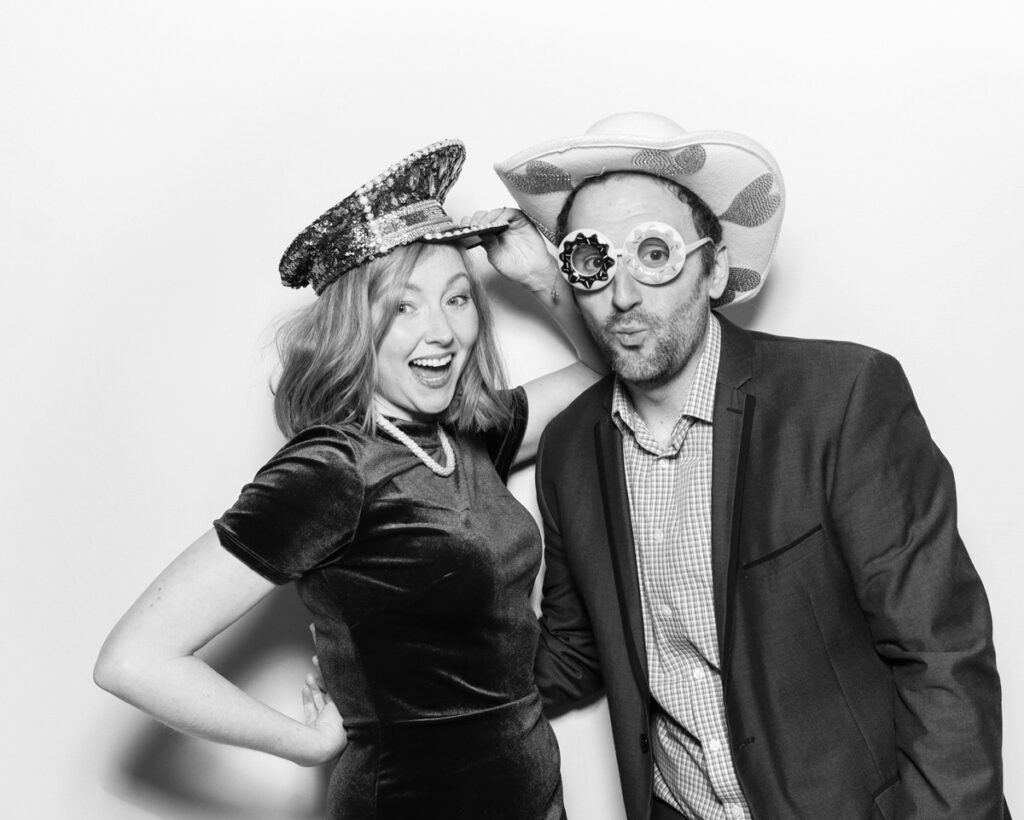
[584,288,709,388]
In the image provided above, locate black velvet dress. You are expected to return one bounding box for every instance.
[214,390,564,819]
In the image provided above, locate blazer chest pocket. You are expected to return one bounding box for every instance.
[742,523,824,578]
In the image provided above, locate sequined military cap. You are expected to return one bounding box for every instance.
[280,139,507,294]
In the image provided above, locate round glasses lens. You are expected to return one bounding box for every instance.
[636,237,672,269]
[572,244,608,276]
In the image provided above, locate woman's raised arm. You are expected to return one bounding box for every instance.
[470,207,606,464]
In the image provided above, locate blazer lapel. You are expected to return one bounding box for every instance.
[711,315,756,679]
[594,415,650,694]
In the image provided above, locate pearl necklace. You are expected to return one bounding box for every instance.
[375,414,456,477]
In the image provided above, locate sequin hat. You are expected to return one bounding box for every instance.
[495,112,784,306]
[281,139,508,294]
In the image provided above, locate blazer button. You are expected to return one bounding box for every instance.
[639,733,650,754]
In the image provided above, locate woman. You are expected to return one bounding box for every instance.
[94,139,602,818]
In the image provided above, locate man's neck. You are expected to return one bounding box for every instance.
[622,330,709,447]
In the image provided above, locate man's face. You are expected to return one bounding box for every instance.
[567,174,726,387]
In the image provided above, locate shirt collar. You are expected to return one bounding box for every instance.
[611,313,722,445]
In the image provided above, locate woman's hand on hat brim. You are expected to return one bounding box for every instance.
[463,207,558,293]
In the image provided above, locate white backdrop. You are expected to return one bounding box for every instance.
[3,2,1022,817]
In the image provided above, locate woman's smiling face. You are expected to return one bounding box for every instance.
[373,243,480,421]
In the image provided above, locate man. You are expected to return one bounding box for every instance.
[495,113,1008,819]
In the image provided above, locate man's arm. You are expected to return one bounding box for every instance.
[533,426,605,705]
[830,351,1005,817]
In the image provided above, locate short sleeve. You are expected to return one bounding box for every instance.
[483,387,529,483]
[213,426,364,584]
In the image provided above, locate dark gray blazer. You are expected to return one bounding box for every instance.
[534,314,1007,819]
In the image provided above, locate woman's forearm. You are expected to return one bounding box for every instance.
[94,649,335,766]
[471,206,606,375]
[525,256,606,375]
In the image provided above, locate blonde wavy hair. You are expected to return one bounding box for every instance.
[273,242,511,438]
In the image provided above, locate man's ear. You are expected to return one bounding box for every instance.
[707,244,729,300]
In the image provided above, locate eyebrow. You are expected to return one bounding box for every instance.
[403,272,471,293]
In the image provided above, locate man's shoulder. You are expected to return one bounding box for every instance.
[751,327,881,359]
[737,323,897,382]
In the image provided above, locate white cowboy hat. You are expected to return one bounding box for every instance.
[494,112,784,306]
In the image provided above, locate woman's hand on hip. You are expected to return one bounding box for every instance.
[301,669,347,765]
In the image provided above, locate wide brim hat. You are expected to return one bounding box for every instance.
[281,139,508,294]
[495,112,784,306]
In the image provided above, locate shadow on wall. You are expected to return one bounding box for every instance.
[106,587,330,819]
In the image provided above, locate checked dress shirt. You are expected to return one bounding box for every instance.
[611,316,751,820]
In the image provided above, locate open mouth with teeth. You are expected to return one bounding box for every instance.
[409,353,455,387]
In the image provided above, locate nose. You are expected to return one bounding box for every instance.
[423,305,454,345]
[610,267,642,313]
